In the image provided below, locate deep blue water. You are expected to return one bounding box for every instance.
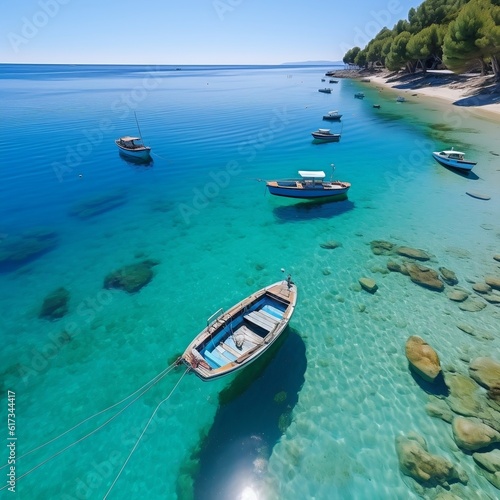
[1,63,499,499]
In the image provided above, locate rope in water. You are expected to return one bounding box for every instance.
[103,367,190,499]
[0,360,181,490]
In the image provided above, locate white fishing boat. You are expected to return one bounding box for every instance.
[115,112,151,160]
[432,149,477,172]
[181,276,297,381]
[266,168,351,199]
[115,136,151,160]
[311,128,341,141]
[322,110,342,121]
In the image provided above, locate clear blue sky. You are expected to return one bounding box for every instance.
[2,0,420,65]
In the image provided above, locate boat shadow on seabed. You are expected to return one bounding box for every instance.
[273,198,355,223]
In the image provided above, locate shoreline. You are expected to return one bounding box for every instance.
[328,69,500,119]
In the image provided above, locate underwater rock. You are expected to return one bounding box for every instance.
[405,336,441,383]
[456,323,494,341]
[69,191,127,219]
[458,299,487,312]
[370,240,394,255]
[320,240,342,249]
[494,255,500,263]
[439,267,458,285]
[485,276,500,290]
[473,450,500,489]
[425,396,454,423]
[386,260,402,273]
[446,289,469,302]
[472,282,492,294]
[473,449,500,473]
[358,277,378,294]
[396,246,431,261]
[104,259,159,293]
[395,433,468,487]
[452,416,500,451]
[39,287,70,320]
[406,263,444,292]
[0,228,58,271]
[483,292,500,305]
[444,372,483,417]
[469,358,500,391]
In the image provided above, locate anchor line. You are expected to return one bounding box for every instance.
[103,367,190,499]
[0,360,181,491]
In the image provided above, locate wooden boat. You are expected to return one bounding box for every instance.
[115,112,151,160]
[318,88,332,94]
[115,136,151,160]
[354,92,365,99]
[181,278,297,381]
[432,149,477,171]
[266,169,350,199]
[311,128,341,141]
[322,110,342,121]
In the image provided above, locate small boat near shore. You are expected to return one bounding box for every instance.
[396,96,406,102]
[318,88,332,94]
[354,92,365,99]
[322,110,342,121]
[266,168,350,199]
[311,128,341,141]
[432,149,477,172]
[181,277,297,381]
[329,79,338,84]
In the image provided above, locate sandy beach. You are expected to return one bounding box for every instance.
[332,69,500,120]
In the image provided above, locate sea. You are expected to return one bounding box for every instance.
[0,64,499,500]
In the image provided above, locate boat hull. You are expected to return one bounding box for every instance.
[267,181,350,199]
[311,133,340,141]
[115,141,151,160]
[181,280,297,381]
[432,152,476,171]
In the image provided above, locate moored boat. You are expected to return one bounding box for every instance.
[432,149,477,171]
[181,277,297,381]
[396,96,406,102]
[354,92,365,99]
[311,128,341,141]
[115,136,151,160]
[322,110,342,121]
[266,168,350,199]
[318,88,332,94]
[329,79,338,83]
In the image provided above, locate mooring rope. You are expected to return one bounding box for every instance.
[0,360,181,490]
[103,367,190,499]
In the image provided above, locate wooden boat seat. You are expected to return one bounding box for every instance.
[215,345,237,362]
[204,348,228,368]
[261,304,284,319]
[244,310,279,332]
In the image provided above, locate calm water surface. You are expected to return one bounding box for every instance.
[1,64,499,499]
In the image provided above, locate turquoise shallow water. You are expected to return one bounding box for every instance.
[0,64,499,499]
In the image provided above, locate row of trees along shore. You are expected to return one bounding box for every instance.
[343,0,500,80]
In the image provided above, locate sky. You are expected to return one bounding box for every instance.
[1,0,421,65]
